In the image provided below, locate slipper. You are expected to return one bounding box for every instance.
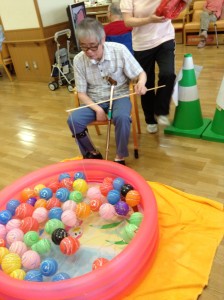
[114,159,126,166]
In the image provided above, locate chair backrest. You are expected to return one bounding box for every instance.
[106,32,133,54]
[192,1,205,22]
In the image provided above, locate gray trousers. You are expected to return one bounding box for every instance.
[200,11,217,32]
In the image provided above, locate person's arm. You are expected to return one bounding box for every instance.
[134,71,147,95]
[122,12,166,28]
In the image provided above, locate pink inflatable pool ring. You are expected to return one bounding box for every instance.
[0,160,159,300]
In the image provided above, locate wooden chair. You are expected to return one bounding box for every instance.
[0,43,13,81]
[74,81,141,158]
[172,7,190,44]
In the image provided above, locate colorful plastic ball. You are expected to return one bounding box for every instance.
[103,177,113,185]
[60,178,74,191]
[10,268,26,280]
[114,201,129,216]
[74,171,86,180]
[33,184,46,196]
[6,199,21,215]
[0,209,12,225]
[73,179,88,195]
[56,187,70,202]
[1,253,22,274]
[40,258,58,276]
[113,177,125,191]
[99,203,116,220]
[45,219,65,235]
[32,207,48,223]
[26,197,37,206]
[90,199,102,212]
[129,212,144,227]
[120,184,134,197]
[107,189,120,205]
[15,203,35,219]
[9,241,28,257]
[125,190,141,207]
[46,197,61,210]
[32,239,51,255]
[87,186,102,201]
[59,236,80,255]
[61,200,77,211]
[92,257,109,270]
[120,223,138,243]
[34,198,47,209]
[99,182,113,197]
[52,228,68,245]
[0,238,6,247]
[75,202,91,219]
[6,228,24,246]
[0,224,7,239]
[24,231,39,247]
[48,207,63,220]
[6,219,21,232]
[22,250,41,270]
[24,269,43,282]
[58,173,71,181]
[0,247,9,263]
[21,188,36,203]
[19,217,39,233]
[47,179,60,193]
[69,190,83,203]
[52,272,71,281]
[39,187,53,200]
[61,210,77,227]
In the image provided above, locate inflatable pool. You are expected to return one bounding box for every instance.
[0,160,159,300]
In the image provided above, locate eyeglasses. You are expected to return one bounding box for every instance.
[80,43,100,52]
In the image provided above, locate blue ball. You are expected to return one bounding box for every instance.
[55,188,70,202]
[113,177,125,191]
[58,173,71,182]
[25,270,43,282]
[52,272,71,281]
[0,209,12,224]
[39,187,53,200]
[6,199,20,215]
[74,171,86,180]
[40,258,58,276]
[48,207,63,220]
[107,189,120,205]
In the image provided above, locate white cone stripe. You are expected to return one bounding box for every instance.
[178,85,198,102]
[216,76,224,110]
[183,57,194,70]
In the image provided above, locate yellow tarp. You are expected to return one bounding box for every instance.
[125,182,224,300]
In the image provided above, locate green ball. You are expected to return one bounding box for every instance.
[69,191,83,203]
[45,219,64,235]
[32,239,51,254]
[24,231,39,247]
[129,212,143,227]
[120,224,138,243]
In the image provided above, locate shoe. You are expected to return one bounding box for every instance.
[157,115,170,126]
[114,159,126,165]
[197,39,206,49]
[200,30,208,39]
[146,124,158,134]
[83,151,103,159]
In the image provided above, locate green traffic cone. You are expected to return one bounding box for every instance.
[164,53,211,138]
[202,105,224,142]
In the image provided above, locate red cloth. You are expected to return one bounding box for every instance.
[104,20,132,36]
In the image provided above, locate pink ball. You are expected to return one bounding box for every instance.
[6,219,22,232]
[9,241,28,257]
[6,228,24,246]
[0,224,7,239]
[61,200,77,211]
[32,207,48,223]
[86,187,102,201]
[99,203,116,220]
[61,210,77,227]
[22,250,41,270]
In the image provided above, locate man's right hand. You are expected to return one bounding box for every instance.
[95,106,107,122]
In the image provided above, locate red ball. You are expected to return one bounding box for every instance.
[0,238,6,247]
[59,178,74,191]
[47,179,60,193]
[92,257,109,270]
[99,183,113,197]
[19,217,39,233]
[46,197,61,210]
[15,203,35,219]
[90,199,102,212]
[59,236,80,255]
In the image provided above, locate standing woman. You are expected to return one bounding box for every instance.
[120,0,189,133]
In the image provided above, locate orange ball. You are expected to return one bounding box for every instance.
[92,257,109,270]
[59,236,80,255]
[125,190,141,207]
[20,188,37,203]
[46,197,61,210]
[15,203,35,219]
[75,202,91,219]
[90,199,102,212]
[19,217,39,233]
[34,199,48,209]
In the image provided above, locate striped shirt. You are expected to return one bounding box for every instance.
[73,42,143,103]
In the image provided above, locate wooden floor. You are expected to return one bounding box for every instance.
[0,43,224,299]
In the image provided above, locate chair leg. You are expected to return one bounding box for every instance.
[214,23,219,48]
[134,95,141,134]
[3,64,13,81]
